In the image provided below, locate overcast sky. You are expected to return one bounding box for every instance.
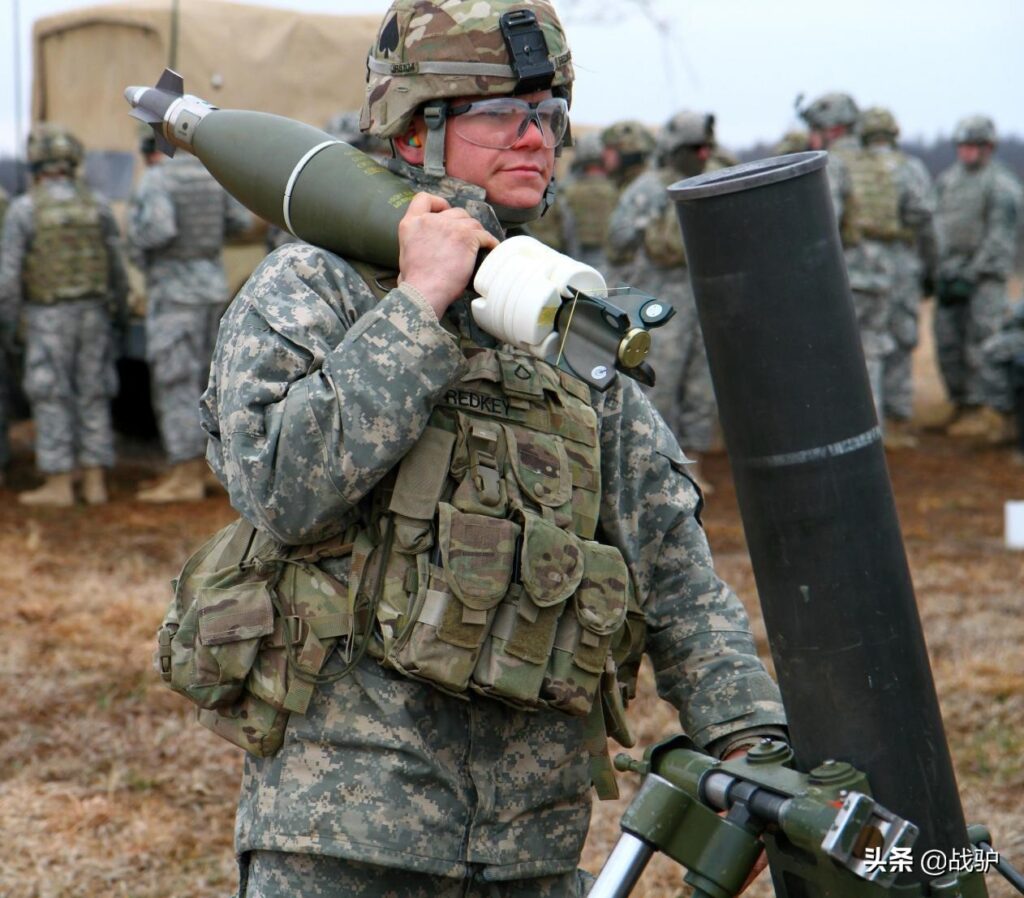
[3,0,1022,159]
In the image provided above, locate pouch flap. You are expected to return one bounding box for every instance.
[519,511,583,607]
[575,542,630,637]
[389,425,456,521]
[504,424,572,507]
[196,577,274,647]
[439,503,519,611]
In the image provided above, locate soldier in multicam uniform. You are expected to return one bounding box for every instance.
[0,124,128,507]
[600,119,655,193]
[605,110,720,493]
[198,2,786,894]
[128,129,252,502]
[857,106,938,450]
[802,92,898,427]
[932,115,1023,439]
[773,129,810,156]
[558,131,617,271]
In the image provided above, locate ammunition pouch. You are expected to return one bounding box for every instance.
[937,276,975,306]
[155,516,357,757]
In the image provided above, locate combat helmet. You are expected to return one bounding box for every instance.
[571,131,604,170]
[600,120,656,158]
[657,110,715,155]
[953,115,997,145]
[27,123,84,173]
[799,92,859,130]
[362,0,574,179]
[860,106,899,143]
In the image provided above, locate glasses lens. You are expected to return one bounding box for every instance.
[450,98,568,149]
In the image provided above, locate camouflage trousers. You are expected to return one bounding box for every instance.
[240,851,593,898]
[977,327,1024,413]
[642,276,717,453]
[846,243,896,425]
[22,300,117,473]
[145,296,225,463]
[933,278,1009,407]
[882,243,922,421]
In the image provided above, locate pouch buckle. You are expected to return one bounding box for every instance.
[469,423,502,507]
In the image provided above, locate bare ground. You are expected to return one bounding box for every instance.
[0,304,1021,898]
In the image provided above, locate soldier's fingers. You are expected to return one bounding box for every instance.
[406,192,452,216]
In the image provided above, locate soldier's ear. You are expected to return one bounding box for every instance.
[394,122,427,165]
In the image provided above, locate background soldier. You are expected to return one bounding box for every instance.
[0,124,128,507]
[600,119,656,192]
[773,129,810,155]
[198,2,785,893]
[967,302,1024,451]
[858,106,938,449]
[934,115,1023,438]
[606,110,719,492]
[558,130,617,271]
[802,91,896,424]
[129,129,252,502]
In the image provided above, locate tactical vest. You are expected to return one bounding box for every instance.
[526,203,567,252]
[835,146,907,243]
[156,157,227,260]
[642,170,687,268]
[563,175,618,248]
[350,344,633,719]
[24,182,108,304]
[937,166,993,255]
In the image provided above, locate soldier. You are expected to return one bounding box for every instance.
[600,119,656,192]
[0,124,128,507]
[962,302,1024,450]
[198,2,785,894]
[558,131,617,270]
[773,129,810,156]
[858,106,938,449]
[266,111,385,253]
[128,128,252,502]
[605,110,719,493]
[801,92,896,425]
[933,115,1023,438]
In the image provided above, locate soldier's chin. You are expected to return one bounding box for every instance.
[487,179,547,210]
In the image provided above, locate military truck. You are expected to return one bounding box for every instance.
[29,0,379,430]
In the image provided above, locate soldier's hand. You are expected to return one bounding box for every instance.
[398,192,499,318]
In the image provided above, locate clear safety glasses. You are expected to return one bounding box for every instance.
[446,97,569,150]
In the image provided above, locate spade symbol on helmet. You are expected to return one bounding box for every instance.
[379,14,400,57]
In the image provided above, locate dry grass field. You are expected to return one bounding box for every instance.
[1,304,1021,898]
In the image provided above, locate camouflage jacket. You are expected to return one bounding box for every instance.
[128,155,252,307]
[0,176,128,322]
[606,167,681,269]
[935,159,1022,283]
[200,221,785,877]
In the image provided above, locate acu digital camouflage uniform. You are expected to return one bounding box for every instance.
[128,152,252,496]
[0,126,128,504]
[802,92,896,424]
[605,111,718,468]
[195,4,785,894]
[857,108,938,437]
[970,301,1024,444]
[933,116,1023,421]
